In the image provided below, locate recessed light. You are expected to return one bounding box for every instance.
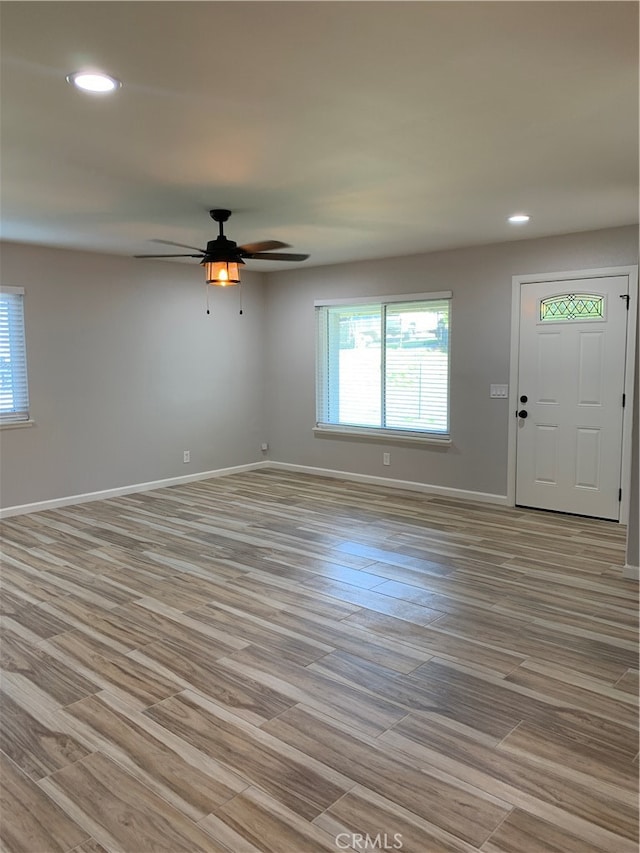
[66,71,122,93]
[508,214,531,224]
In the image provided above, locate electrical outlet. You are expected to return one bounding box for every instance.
[183,450,190,463]
[383,452,390,466]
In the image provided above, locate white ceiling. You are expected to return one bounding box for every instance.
[1,1,638,271]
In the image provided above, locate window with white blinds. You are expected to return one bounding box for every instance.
[316,292,451,438]
[0,288,30,424]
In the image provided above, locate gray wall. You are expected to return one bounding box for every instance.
[0,242,267,509]
[265,226,638,500]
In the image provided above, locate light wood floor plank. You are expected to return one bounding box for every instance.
[62,692,245,820]
[314,784,482,853]
[0,691,90,781]
[480,807,623,853]
[146,689,354,821]
[0,751,90,853]
[207,785,339,852]
[38,752,229,853]
[262,703,512,846]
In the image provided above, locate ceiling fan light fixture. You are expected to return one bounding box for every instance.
[205,260,241,287]
[66,71,122,93]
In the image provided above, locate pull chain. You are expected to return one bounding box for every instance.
[239,281,243,315]
[205,282,210,315]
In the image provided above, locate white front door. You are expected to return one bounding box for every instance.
[516,276,629,520]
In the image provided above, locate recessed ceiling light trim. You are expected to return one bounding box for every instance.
[66,71,122,94]
[508,213,531,225]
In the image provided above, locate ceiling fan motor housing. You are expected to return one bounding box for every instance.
[202,236,245,265]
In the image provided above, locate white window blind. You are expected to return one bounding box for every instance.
[316,294,450,438]
[0,288,30,423]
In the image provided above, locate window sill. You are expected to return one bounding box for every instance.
[313,425,451,446]
[0,419,35,431]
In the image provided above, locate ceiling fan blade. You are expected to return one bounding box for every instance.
[151,239,207,252]
[239,240,290,254]
[134,253,204,259]
[246,252,310,262]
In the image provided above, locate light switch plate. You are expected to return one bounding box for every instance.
[490,384,509,398]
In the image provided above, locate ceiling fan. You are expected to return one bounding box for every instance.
[135,209,309,286]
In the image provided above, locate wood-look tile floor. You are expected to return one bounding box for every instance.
[0,470,637,853]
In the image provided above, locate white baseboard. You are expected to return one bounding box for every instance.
[0,458,510,519]
[264,461,509,506]
[622,564,639,580]
[1,459,508,519]
[0,461,269,519]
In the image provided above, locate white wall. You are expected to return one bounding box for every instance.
[264,226,639,501]
[0,242,267,509]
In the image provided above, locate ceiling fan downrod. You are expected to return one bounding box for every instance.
[210,209,231,239]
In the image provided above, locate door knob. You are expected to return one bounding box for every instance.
[518,410,528,419]
[520,395,528,403]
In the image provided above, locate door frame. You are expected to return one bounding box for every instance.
[507,265,638,522]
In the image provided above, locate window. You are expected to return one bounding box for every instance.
[316,292,451,439]
[0,287,30,424]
